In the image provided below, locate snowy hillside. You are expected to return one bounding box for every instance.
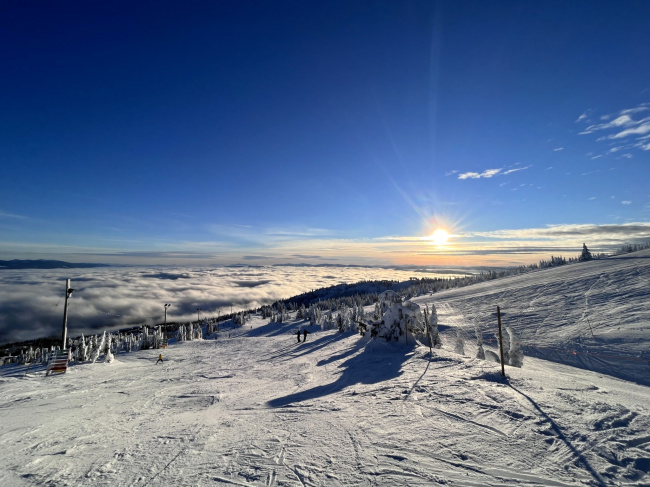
[1,312,649,486]
[413,249,650,386]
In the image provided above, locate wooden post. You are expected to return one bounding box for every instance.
[425,308,433,354]
[497,306,506,377]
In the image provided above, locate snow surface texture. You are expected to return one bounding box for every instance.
[1,317,649,486]
[413,249,650,386]
[1,251,650,486]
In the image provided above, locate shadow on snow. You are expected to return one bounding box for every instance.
[267,338,415,408]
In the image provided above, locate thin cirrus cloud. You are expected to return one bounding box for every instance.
[577,103,650,154]
[457,165,530,180]
[458,168,502,179]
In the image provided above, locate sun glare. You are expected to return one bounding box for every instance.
[430,229,449,245]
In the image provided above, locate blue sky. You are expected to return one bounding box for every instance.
[2,1,650,266]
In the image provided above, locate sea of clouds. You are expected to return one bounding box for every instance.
[0,265,463,344]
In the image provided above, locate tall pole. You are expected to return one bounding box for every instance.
[164,304,170,340]
[497,306,506,377]
[197,308,201,323]
[61,279,74,349]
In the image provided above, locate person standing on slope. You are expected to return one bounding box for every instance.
[303,329,309,342]
[156,353,163,364]
[296,330,301,343]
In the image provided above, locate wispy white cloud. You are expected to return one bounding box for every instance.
[604,120,650,140]
[458,168,502,180]
[0,210,28,220]
[575,111,590,122]
[577,103,650,156]
[458,164,531,180]
[553,147,564,151]
[580,114,638,135]
[445,170,458,176]
[503,165,531,175]
[622,201,632,205]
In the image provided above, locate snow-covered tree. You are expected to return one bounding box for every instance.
[475,327,485,360]
[454,330,465,355]
[104,334,114,363]
[507,327,524,367]
[496,329,511,365]
[429,304,442,349]
[579,243,593,261]
[92,332,105,363]
[296,304,306,320]
[373,301,425,342]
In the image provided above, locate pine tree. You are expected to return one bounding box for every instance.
[579,243,593,261]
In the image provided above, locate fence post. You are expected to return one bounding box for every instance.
[497,306,506,377]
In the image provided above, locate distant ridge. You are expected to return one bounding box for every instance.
[0,259,108,270]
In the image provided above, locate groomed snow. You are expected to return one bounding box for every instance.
[1,313,649,486]
[412,249,650,386]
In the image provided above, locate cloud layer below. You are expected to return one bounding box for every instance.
[0,265,461,344]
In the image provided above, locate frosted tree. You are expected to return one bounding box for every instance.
[77,334,87,362]
[92,332,105,363]
[496,329,511,365]
[297,304,306,320]
[454,330,465,355]
[104,334,114,363]
[475,327,485,360]
[507,327,524,367]
[428,304,442,349]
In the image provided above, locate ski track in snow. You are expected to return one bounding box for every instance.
[1,251,649,486]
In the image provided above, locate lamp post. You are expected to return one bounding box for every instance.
[164,304,171,339]
[61,279,75,349]
[197,308,201,323]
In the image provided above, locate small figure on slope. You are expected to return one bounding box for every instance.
[156,353,163,365]
[296,330,301,343]
[303,329,309,342]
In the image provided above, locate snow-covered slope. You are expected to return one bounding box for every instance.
[413,249,650,386]
[1,314,649,486]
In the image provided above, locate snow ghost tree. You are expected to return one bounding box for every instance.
[427,304,442,349]
[507,327,524,367]
[454,330,465,355]
[91,333,105,363]
[496,328,511,365]
[104,334,114,363]
[475,327,485,360]
[375,301,425,342]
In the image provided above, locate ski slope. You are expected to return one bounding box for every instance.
[1,313,649,486]
[413,249,650,386]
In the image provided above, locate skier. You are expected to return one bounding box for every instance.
[303,329,309,342]
[156,353,163,364]
[296,330,301,343]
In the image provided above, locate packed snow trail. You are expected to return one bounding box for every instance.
[1,316,649,486]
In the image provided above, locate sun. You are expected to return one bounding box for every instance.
[429,229,449,245]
